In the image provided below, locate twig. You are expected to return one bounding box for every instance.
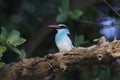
[68,16,100,26]
[75,19,99,25]
[104,0,120,17]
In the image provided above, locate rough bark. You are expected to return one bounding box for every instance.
[0,37,120,80]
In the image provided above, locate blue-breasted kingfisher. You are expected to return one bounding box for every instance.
[49,24,74,51]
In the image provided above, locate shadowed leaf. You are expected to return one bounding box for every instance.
[67,10,83,19]
[61,0,69,13]
[0,27,8,41]
[0,62,5,68]
[9,45,26,60]
[56,14,67,22]
[0,46,7,54]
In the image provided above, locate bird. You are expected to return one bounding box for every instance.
[48,24,75,80]
[97,16,120,41]
[98,16,120,67]
[49,24,74,51]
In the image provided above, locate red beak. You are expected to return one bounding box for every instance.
[48,25,58,28]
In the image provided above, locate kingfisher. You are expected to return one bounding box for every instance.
[98,17,120,41]
[49,24,74,51]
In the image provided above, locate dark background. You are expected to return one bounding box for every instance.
[0,0,120,80]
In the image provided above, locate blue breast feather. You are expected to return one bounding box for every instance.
[55,29,74,50]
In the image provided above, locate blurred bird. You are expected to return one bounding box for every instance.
[49,24,74,51]
[98,17,120,41]
[98,16,120,68]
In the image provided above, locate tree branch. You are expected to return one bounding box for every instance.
[0,37,120,80]
[104,0,120,17]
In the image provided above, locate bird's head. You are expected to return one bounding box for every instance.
[48,24,68,31]
[98,17,117,26]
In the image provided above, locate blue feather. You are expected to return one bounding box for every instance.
[55,28,74,51]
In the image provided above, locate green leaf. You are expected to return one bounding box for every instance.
[75,35,85,46]
[60,0,69,13]
[7,30,20,44]
[0,46,7,54]
[9,45,21,54]
[100,69,110,80]
[117,18,120,27]
[9,45,26,60]
[6,30,26,46]
[0,27,8,41]
[20,49,26,60]
[81,69,89,79]
[11,38,26,47]
[56,14,67,22]
[67,10,83,19]
[58,7,64,14]
[0,62,5,68]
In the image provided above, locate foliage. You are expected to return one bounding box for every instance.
[117,18,120,27]
[0,0,120,79]
[100,69,110,80]
[0,62,5,68]
[75,35,87,46]
[0,27,26,67]
[56,0,83,22]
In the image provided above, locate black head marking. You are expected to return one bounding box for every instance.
[58,24,68,29]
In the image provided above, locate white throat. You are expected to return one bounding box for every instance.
[57,29,69,33]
